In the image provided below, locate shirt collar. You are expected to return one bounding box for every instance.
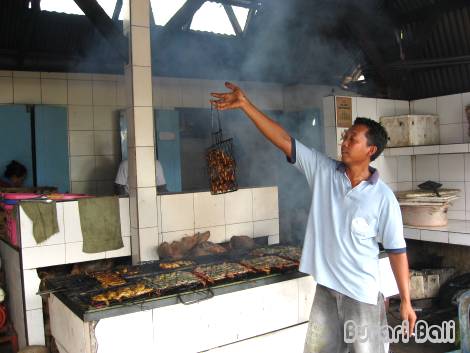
[336,162,379,185]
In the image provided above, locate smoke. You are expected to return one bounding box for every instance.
[173,0,388,243]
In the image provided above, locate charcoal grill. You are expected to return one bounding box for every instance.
[206,107,238,195]
[43,244,303,321]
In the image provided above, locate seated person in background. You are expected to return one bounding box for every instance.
[114,159,167,195]
[0,160,27,188]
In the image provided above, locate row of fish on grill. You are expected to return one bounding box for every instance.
[87,245,301,307]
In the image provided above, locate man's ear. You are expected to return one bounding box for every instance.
[368,145,378,159]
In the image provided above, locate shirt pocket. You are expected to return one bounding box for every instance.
[351,216,377,240]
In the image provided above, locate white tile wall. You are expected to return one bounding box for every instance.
[395,100,410,115]
[70,156,95,181]
[69,131,95,156]
[377,98,396,118]
[22,244,66,270]
[0,76,13,103]
[421,230,448,243]
[68,80,92,105]
[411,97,437,115]
[267,234,280,244]
[397,156,412,182]
[1,73,356,195]
[93,106,119,130]
[41,79,67,105]
[252,187,279,221]
[439,154,465,181]
[356,97,377,121]
[160,193,194,232]
[415,155,439,181]
[68,105,94,130]
[253,219,279,237]
[226,222,254,238]
[92,80,116,106]
[23,269,42,311]
[26,309,46,345]
[440,123,463,144]
[13,77,41,104]
[0,72,125,194]
[65,242,105,263]
[225,189,253,225]
[194,192,225,228]
[437,94,463,125]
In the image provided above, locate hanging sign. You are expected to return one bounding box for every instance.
[335,96,353,128]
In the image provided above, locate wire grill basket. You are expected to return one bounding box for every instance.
[206,107,238,195]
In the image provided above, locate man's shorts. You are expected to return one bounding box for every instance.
[304,284,387,353]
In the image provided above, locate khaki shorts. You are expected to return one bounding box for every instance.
[304,284,387,353]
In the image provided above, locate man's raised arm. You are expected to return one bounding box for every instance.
[211,82,292,159]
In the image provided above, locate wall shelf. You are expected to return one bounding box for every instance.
[384,143,470,156]
[404,219,470,247]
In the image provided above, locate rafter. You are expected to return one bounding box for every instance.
[112,0,122,21]
[223,5,242,35]
[212,0,261,9]
[165,0,206,31]
[73,0,128,62]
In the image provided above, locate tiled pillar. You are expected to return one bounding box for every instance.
[123,0,159,263]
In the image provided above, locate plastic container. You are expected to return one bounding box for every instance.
[380,114,440,147]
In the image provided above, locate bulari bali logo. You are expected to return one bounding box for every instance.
[344,319,456,344]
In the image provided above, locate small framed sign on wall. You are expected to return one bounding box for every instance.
[335,96,352,128]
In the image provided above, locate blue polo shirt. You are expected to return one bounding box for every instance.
[288,138,406,305]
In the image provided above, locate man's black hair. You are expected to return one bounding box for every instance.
[353,117,388,161]
[4,160,27,179]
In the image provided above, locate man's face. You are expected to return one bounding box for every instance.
[340,124,377,165]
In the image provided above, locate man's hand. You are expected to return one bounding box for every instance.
[210,82,250,110]
[388,252,417,338]
[209,81,292,157]
[400,300,417,337]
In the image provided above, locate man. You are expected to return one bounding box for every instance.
[211,82,416,353]
[115,159,168,195]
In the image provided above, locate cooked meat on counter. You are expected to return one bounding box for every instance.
[240,256,298,274]
[157,231,210,260]
[191,241,227,257]
[159,260,196,270]
[250,245,301,262]
[114,266,140,276]
[229,235,255,250]
[193,262,253,284]
[92,272,126,288]
[91,282,154,306]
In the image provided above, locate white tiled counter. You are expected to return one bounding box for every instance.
[2,186,281,349]
[49,276,316,353]
[404,220,470,246]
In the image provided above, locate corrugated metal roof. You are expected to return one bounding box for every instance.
[1,0,470,98]
[384,0,470,99]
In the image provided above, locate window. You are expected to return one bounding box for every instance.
[40,0,253,35]
[40,0,84,15]
[190,2,234,35]
[151,0,188,25]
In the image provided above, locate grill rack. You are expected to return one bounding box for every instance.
[43,244,302,315]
